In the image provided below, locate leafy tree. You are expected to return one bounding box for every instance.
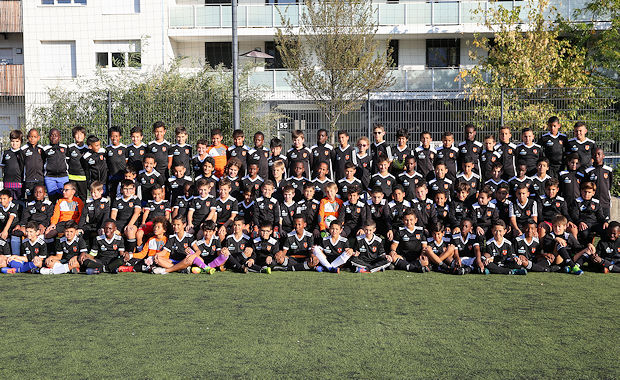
[461,0,599,131]
[275,0,394,138]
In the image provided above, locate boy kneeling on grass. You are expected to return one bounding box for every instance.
[222,216,270,273]
[77,219,127,274]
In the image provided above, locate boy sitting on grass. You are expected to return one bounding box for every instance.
[479,221,527,275]
[311,220,353,273]
[351,221,391,273]
[541,215,590,275]
[40,221,86,275]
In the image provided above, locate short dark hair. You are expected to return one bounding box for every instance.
[130,126,143,136]
[9,130,23,141]
[86,135,99,146]
[108,126,122,137]
[72,126,86,138]
[152,121,166,131]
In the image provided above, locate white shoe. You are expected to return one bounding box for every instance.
[152,267,168,275]
[40,268,53,275]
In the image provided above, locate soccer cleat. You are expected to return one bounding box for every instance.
[179,268,191,274]
[191,266,202,274]
[483,268,490,275]
[117,265,134,273]
[421,266,430,273]
[330,267,340,274]
[1,267,17,274]
[315,265,325,273]
[70,268,79,274]
[203,266,216,275]
[355,267,368,273]
[40,268,53,275]
[218,265,226,272]
[602,267,610,274]
[262,267,272,274]
[454,267,466,275]
[152,267,168,275]
[562,266,571,273]
[570,265,583,276]
[509,268,527,275]
[85,268,100,275]
[29,267,40,274]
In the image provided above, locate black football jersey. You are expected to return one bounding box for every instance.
[106,144,127,178]
[354,234,386,261]
[435,145,459,179]
[253,196,280,227]
[451,232,479,258]
[286,146,312,180]
[241,175,264,200]
[529,174,550,199]
[169,143,192,172]
[90,234,125,261]
[566,138,596,168]
[56,235,88,261]
[393,226,426,258]
[569,197,607,226]
[164,233,194,262]
[21,143,44,182]
[319,235,349,260]
[337,177,362,200]
[414,145,436,178]
[112,195,141,227]
[21,199,54,227]
[514,235,539,260]
[195,235,222,259]
[227,144,249,176]
[79,197,111,230]
[247,146,270,180]
[485,238,514,263]
[253,236,279,261]
[172,195,193,222]
[0,202,19,230]
[167,175,193,204]
[333,145,356,180]
[126,143,147,172]
[224,233,254,260]
[538,195,568,222]
[514,143,543,174]
[212,196,239,225]
[137,169,165,202]
[370,172,396,198]
[509,199,538,227]
[538,132,567,168]
[189,196,215,227]
[558,170,581,207]
[283,230,313,257]
[426,237,452,256]
[496,141,517,179]
[238,200,254,225]
[82,149,108,183]
[146,199,171,220]
[355,153,372,190]
[66,143,88,177]
[147,140,172,175]
[596,238,620,261]
[21,237,48,261]
[0,148,24,182]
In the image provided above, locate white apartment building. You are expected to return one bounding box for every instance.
[0,0,604,133]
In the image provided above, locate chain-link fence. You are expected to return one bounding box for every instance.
[0,88,617,157]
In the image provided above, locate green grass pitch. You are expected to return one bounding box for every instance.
[0,271,618,379]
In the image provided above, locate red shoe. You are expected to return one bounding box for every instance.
[219,265,226,272]
[603,267,610,274]
[117,265,134,273]
[1,268,16,274]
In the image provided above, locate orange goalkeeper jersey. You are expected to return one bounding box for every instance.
[50,197,84,225]
[133,236,168,260]
[318,197,344,231]
[206,143,228,178]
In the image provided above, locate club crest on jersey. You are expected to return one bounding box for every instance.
[73,246,78,252]
[371,246,377,252]
[526,210,531,216]
[473,147,478,153]
[604,172,609,178]
[100,203,105,209]
[34,248,39,254]
[41,206,46,211]
[487,210,492,217]
[113,244,118,250]
[591,204,596,210]
[100,155,104,161]
[226,204,231,210]
[501,249,507,255]
[185,148,190,155]
[585,145,590,150]
[533,149,538,154]
[162,147,167,152]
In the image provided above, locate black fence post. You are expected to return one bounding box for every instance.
[107,90,112,144]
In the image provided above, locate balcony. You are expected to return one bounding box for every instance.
[247,68,463,96]
[0,64,24,96]
[169,0,598,30]
[0,0,22,33]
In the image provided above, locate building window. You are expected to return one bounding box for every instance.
[205,42,232,69]
[264,42,285,69]
[205,0,231,3]
[94,40,141,69]
[40,41,77,78]
[41,0,87,4]
[426,39,460,68]
[388,39,399,67]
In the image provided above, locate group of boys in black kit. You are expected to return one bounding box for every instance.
[0,117,617,276]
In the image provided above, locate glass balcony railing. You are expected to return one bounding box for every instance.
[169,0,600,29]
[246,68,462,92]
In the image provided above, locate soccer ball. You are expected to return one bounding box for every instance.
[191,266,202,274]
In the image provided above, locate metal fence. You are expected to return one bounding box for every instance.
[0,88,617,157]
